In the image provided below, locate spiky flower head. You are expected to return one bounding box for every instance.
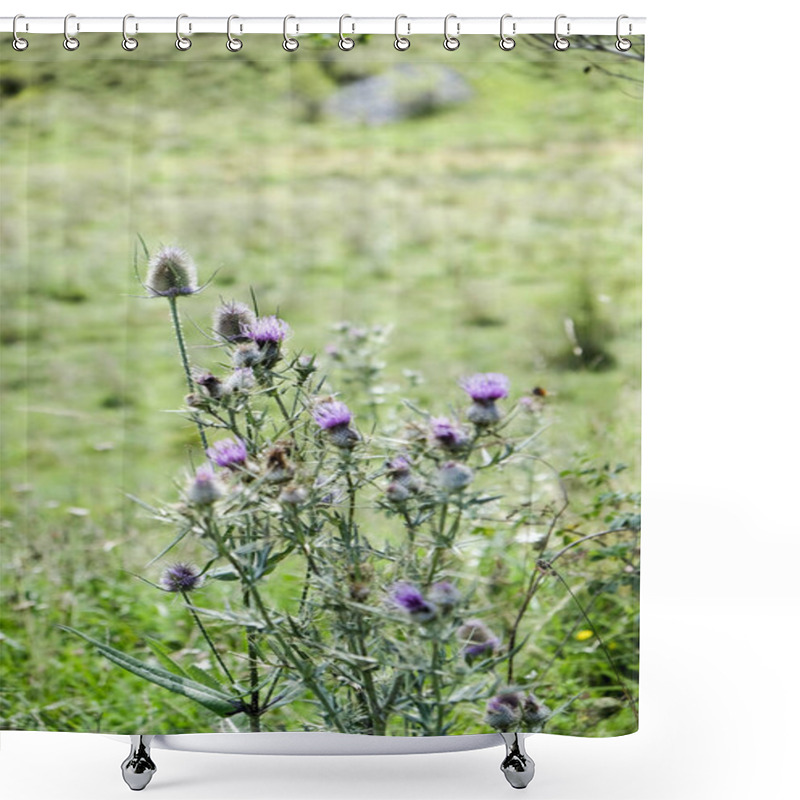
[485,692,523,732]
[430,417,470,451]
[521,694,551,729]
[312,400,360,448]
[243,315,290,345]
[187,463,224,506]
[460,373,510,402]
[145,246,198,298]
[438,461,474,492]
[389,582,437,623]
[213,300,256,343]
[207,437,248,470]
[263,443,295,484]
[232,343,262,369]
[312,400,352,429]
[386,481,411,503]
[429,581,461,614]
[223,367,255,394]
[458,619,500,658]
[194,371,223,399]
[161,562,203,593]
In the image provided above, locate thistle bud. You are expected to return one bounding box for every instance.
[485,692,523,732]
[161,562,203,593]
[263,444,295,484]
[187,464,224,506]
[279,484,308,506]
[428,581,461,614]
[521,694,551,729]
[437,461,474,492]
[145,246,198,298]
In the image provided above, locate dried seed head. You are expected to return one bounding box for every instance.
[213,301,256,343]
[145,246,198,297]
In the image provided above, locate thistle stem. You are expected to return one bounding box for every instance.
[168,295,209,451]
[180,590,236,687]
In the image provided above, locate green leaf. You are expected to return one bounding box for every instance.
[61,627,241,716]
[145,637,192,678]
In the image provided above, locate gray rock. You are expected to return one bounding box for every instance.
[324,64,472,126]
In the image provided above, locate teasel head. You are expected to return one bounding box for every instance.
[262,443,295,484]
[187,463,225,507]
[161,562,203,593]
[213,300,256,343]
[145,246,198,298]
[485,692,523,732]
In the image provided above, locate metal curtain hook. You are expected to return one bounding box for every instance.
[176,14,192,50]
[499,14,516,50]
[12,14,29,51]
[63,13,79,51]
[443,14,460,51]
[553,14,570,51]
[615,14,632,51]
[394,14,410,51]
[338,14,355,50]
[122,14,138,51]
[227,15,243,51]
[282,15,299,51]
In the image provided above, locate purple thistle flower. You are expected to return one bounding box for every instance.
[389,582,437,623]
[458,619,500,659]
[485,692,523,732]
[460,373,510,402]
[243,315,290,345]
[312,400,352,429]
[187,463,224,506]
[430,417,470,450]
[161,562,203,593]
[207,437,248,470]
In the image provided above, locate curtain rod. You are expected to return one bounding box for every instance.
[1,16,646,37]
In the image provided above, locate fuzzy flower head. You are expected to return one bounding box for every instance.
[161,562,203,593]
[223,367,255,395]
[389,583,437,623]
[243,315,290,346]
[213,301,256,343]
[207,437,248,470]
[145,246,198,298]
[429,581,461,614]
[430,417,470,451]
[485,692,523,732]
[313,400,360,448]
[460,373,510,402]
[187,463,224,506]
[438,461,474,492]
[458,619,500,659]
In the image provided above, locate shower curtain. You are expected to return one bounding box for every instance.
[0,30,643,740]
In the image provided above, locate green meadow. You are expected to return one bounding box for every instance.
[0,35,642,734]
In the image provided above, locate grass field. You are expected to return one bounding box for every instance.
[0,34,642,734]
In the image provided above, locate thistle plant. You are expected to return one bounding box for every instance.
[66,246,641,737]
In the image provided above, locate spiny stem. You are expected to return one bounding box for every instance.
[167,295,209,452]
